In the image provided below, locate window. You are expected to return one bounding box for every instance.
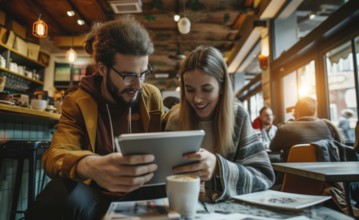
[281,61,317,121]
[325,40,358,143]
[273,0,345,59]
[282,72,297,121]
[250,92,263,122]
[297,60,316,98]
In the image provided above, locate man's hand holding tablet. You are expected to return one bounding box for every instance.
[115,130,205,186]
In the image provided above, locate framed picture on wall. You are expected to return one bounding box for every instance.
[54,63,71,82]
[54,63,89,89]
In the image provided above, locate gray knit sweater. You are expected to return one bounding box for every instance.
[166,103,275,202]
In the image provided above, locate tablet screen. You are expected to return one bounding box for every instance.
[115,130,205,186]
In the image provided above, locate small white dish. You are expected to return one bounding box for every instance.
[0,100,15,106]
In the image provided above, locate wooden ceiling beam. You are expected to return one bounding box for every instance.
[93,0,114,20]
[35,0,72,35]
[51,35,87,48]
[67,0,91,29]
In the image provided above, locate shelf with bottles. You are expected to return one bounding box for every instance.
[0,71,43,94]
[0,41,47,94]
[0,66,43,84]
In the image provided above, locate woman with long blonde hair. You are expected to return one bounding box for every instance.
[166,46,274,202]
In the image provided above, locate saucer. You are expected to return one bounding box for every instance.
[0,100,15,106]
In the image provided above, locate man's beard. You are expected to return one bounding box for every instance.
[263,120,272,126]
[106,73,140,107]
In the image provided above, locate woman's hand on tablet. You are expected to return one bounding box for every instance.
[76,153,157,192]
[172,148,217,181]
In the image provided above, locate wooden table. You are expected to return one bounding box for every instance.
[272,161,359,217]
[272,162,359,182]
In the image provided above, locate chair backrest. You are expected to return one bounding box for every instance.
[287,144,317,162]
[281,144,325,195]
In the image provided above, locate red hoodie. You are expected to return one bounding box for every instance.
[252,117,262,129]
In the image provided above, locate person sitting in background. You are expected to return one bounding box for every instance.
[269,97,344,162]
[163,96,180,112]
[252,106,277,148]
[26,16,166,220]
[338,109,355,144]
[352,121,359,209]
[166,46,275,202]
[355,121,359,154]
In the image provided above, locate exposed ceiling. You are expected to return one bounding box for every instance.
[0,0,346,91]
[0,0,261,90]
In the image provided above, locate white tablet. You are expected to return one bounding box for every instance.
[115,130,205,186]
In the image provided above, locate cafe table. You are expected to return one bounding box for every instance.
[103,197,354,220]
[272,161,359,217]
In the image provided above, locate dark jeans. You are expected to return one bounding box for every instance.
[25,178,166,220]
[350,182,359,208]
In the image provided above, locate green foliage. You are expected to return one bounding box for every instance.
[144,14,156,22]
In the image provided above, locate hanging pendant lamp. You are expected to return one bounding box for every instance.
[66,48,77,63]
[177,0,191,34]
[32,14,48,38]
[66,36,77,63]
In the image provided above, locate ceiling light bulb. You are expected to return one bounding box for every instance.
[309,13,316,20]
[177,17,191,34]
[67,10,75,17]
[32,15,48,38]
[66,48,77,63]
[174,15,180,22]
[36,23,45,36]
[77,19,85,25]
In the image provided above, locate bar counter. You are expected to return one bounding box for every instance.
[0,103,60,121]
[0,103,60,220]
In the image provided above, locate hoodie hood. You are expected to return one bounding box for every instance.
[79,73,105,104]
[252,117,262,130]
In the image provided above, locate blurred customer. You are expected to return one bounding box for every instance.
[252,106,277,148]
[355,121,359,154]
[163,96,180,112]
[166,46,274,202]
[352,120,359,209]
[338,109,355,143]
[270,97,344,162]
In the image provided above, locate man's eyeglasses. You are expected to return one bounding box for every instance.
[110,65,152,85]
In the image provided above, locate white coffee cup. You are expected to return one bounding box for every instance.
[166,175,200,219]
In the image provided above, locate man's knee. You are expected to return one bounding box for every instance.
[65,182,110,220]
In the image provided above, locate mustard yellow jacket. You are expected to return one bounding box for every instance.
[43,83,166,181]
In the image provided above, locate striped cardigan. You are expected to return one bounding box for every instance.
[166,103,275,202]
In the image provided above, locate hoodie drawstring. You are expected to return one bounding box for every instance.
[106,104,132,152]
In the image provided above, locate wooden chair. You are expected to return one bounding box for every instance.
[281,144,326,195]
